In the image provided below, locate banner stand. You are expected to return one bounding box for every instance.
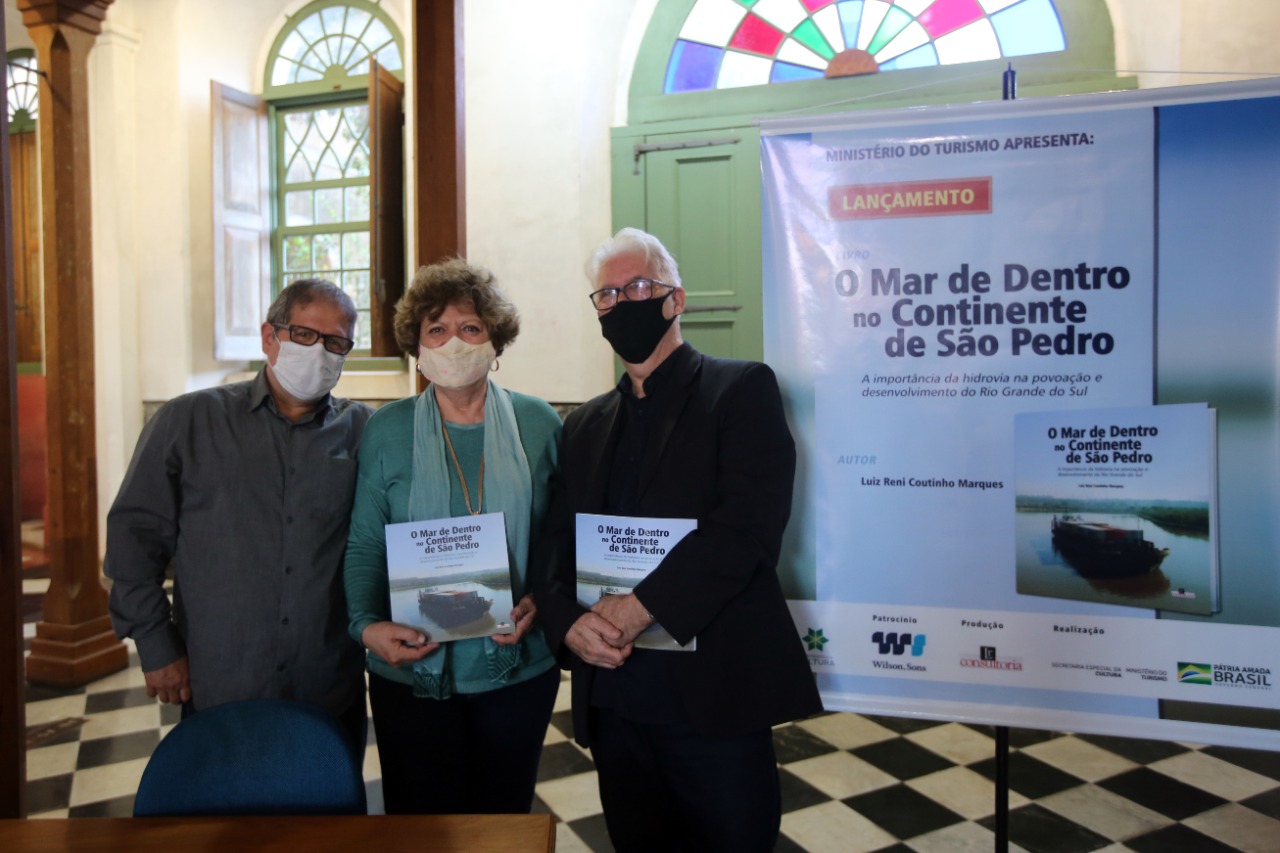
[763,78,1280,759]
[995,726,1009,852]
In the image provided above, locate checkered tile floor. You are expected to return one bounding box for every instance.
[22,577,1280,851]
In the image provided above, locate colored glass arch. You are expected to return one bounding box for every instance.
[665,0,1065,93]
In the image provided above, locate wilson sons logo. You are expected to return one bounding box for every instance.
[961,646,1022,672]
[1179,661,1272,690]
[870,631,927,673]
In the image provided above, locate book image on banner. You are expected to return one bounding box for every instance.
[1014,404,1219,616]
[383,512,515,643]
[576,513,697,651]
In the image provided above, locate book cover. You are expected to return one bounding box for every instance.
[576,513,697,651]
[383,512,515,642]
[1014,404,1219,615]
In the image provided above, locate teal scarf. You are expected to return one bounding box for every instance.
[406,380,532,699]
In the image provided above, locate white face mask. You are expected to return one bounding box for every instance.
[271,339,345,401]
[418,336,495,389]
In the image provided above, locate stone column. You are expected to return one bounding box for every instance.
[19,0,127,687]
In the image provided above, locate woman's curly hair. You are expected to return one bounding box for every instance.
[392,259,520,357]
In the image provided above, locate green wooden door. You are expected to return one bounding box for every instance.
[639,127,763,362]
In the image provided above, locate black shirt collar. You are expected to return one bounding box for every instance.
[613,342,692,401]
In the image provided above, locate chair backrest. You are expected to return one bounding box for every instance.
[133,698,367,817]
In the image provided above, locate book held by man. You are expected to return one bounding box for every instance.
[576,512,697,651]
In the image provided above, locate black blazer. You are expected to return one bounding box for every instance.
[536,344,823,745]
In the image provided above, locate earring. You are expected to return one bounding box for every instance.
[490,358,500,373]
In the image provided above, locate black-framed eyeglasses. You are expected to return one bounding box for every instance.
[273,323,355,356]
[588,278,675,310]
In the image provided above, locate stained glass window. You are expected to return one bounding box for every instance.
[267,0,402,92]
[664,0,1065,93]
[7,50,39,132]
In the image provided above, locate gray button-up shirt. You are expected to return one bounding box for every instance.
[105,370,372,714]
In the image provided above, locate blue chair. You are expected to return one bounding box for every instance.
[133,698,367,816]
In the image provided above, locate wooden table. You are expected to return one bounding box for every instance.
[0,813,555,852]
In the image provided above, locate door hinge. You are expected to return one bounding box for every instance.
[633,136,741,175]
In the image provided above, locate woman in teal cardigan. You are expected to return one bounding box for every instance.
[344,259,561,814]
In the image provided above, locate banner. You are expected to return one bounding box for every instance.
[762,80,1280,750]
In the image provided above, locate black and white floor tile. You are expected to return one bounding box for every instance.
[21,574,1280,851]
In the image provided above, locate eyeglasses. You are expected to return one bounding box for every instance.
[273,324,355,356]
[588,278,676,310]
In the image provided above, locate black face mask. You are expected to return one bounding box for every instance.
[598,294,676,364]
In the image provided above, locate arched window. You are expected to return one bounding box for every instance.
[265,0,404,354]
[213,1,405,361]
[265,0,402,96]
[8,48,42,363]
[7,49,39,133]
[665,0,1065,92]
[627,0,1126,126]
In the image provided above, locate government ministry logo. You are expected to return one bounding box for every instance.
[802,627,836,669]
[1178,662,1212,685]
[1178,660,1272,689]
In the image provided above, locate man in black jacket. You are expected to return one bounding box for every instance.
[536,228,822,852]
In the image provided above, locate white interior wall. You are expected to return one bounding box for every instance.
[90,8,142,557]
[3,4,27,50]
[1107,0,1280,89]
[462,0,640,403]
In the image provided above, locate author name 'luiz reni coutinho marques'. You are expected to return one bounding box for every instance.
[861,476,1004,490]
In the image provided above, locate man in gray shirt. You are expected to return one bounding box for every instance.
[106,279,372,750]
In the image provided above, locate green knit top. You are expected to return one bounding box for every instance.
[343,390,561,693]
